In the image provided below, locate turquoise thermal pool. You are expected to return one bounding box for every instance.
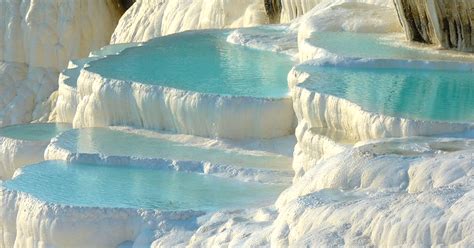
[3,161,286,210]
[62,43,140,87]
[58,128,292,171]
[0,123,72,141]
[310,32,474,61]
[86,30,294,98]
[297,64,474,122]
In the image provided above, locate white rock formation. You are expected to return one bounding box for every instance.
[393,0,474,52]
[2,137,472,247]
[0,0,122,126]
[271,138,474,247]
[110,0,270,43]
[1,0,473,247]
[0,137,46,180]
[292,0,402,62]
[0,188,204,248]
[69,69,294,139]
[280,0,324,23]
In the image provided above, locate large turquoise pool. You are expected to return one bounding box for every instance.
[3,161,286,210]
[59,128,292,171]
[310,32,474,62]
[87,30,294,98]
[297,64,474,122]
[0,123,72,141]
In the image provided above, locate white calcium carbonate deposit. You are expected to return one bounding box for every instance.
[0,136,46,181]
[2,137,472,247]
[57,69,295,139]
[0,0,473,247]
[110,0,270,43]
[0,0,122,126]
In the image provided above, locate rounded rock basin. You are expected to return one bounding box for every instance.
[0,123,72,141]
[296,64,474,122]
[3,161,286,211]
[53,128,292,171]
[86,30,294,98]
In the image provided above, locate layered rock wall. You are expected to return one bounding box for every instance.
[394,0,474,52]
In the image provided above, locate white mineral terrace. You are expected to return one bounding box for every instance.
[0,0,473,247]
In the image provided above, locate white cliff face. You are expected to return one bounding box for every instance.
[110,0,269,43]
[280,0,324,23]
[0,0,122,126]
[393,0,474,52]
[280,0,395,24]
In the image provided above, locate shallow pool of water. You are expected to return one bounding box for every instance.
[297,64,474,122]
[310,32,474,62]
[0,123,72,141]
[3,161,286,210]
[59,128,292,171]
[87,30,294,98]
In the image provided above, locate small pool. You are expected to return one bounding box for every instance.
[0,123,72,141]
[310,32,474,62]
[59,128,292,170]
[86,30,294,98]
[3,161,286,210]
[297,64,474,122]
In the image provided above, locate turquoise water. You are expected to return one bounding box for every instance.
[62,43,140,87]
[0,123,72,141]
[90,42,141,57]
[310,32,474,62]
[87,30,294,98]
[297,64,474,122]
[3,161,286,210]
[62,128,291,170]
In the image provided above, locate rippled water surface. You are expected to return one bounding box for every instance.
[88,31,293,97]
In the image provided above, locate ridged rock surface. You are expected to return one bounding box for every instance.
[394,0,474,52]
[0,0,122,126]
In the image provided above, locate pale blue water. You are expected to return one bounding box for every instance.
[3,161,286,210]
[61,128,291,170]
[310,32,474,61]
[0,123,72,141]
[62,43,140,87]
[87,30,293,98]
[297,64,474,122]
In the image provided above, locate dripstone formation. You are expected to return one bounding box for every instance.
[394,0,474,52]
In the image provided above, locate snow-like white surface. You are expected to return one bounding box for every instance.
[0,137,46,180]
[272,138,474,247]
[110,0,269,43]
[57,68,295,139]
[2,137,472,247]
[1,0,474,247]
[0,0,122,126]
